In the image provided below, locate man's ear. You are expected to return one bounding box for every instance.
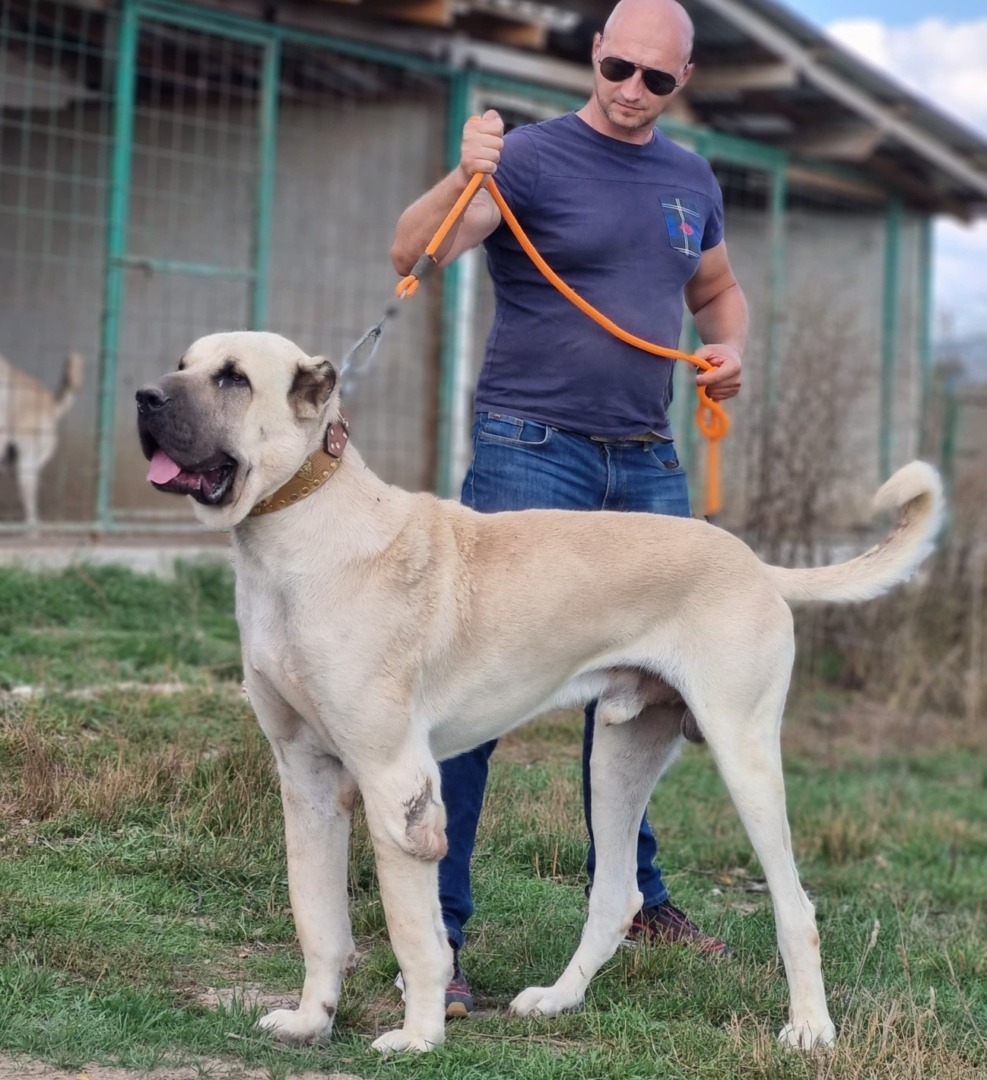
[289,357,337,419]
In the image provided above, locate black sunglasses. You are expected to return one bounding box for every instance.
[598,56,681,97]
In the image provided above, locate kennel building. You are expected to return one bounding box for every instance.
[1,0,986,533]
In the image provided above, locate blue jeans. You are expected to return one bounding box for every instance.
[439,412,692,950]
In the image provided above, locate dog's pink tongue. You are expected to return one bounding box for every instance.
[147,450,182,485]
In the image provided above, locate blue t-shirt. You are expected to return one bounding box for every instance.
[474,112,725,439]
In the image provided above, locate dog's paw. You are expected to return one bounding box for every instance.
[509,985,584,1017]
[371,1027,444,1054]
[778,1018,837,1050]
[257,1006,334,1044]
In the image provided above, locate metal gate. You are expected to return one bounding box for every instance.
[1,0,449,531]
[99,1,277,526]
[101,0,450,528]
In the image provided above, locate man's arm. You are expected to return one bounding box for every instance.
[391,111,505,275]
[684,240,748,402]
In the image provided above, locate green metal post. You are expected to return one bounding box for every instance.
[917,215,935,457]
[679,320,702,509]
[940,378,958,495]
[676,129,710,510]
[765,159,788,416]
[880,195,903,480]
[434,68,473,498]
[96,0,140,527]
[251,37,281,329]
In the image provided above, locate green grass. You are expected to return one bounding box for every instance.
[0,562,241,688]
[0,565,984,1079]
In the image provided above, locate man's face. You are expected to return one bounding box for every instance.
[590,27,692,138]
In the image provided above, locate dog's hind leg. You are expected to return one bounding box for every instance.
[356,742,450,1053]
[511,703,684,1017]
[252,695,358,1045]
[698,666,836,1050]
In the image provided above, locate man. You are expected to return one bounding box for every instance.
[391,0,748,1016]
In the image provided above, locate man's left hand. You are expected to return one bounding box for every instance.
[694,344,742,401]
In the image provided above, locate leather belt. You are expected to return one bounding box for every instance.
[588,431,672,444]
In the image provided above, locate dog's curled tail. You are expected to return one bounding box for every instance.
[55,351,85,421]
[764,461,944,605]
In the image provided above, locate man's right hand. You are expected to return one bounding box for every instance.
[460,110,505,180]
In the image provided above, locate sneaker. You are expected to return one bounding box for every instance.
[444,949,474,1018]
[393,948,474,1018]
[627,900,730,957]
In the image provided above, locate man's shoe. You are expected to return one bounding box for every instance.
[393,948,474,1019]
[444,949,474,1018]
[627,900,730,957]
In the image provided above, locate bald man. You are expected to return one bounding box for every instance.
[392,0,748,1016]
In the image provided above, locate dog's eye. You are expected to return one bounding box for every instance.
[215,367,250,390]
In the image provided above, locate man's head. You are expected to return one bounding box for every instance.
[584,0,695,142]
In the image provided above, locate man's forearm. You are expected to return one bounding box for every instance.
[693,282,749,356]
[390,168,471,276]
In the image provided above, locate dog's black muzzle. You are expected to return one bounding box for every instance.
[136,382,237,506]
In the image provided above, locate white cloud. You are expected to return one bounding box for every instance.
[826,17,987,336]
[825,17,987,135]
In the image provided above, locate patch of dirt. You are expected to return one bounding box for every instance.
[0,1057,361,1080]
[195,985,299,1012]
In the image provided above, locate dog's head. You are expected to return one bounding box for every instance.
[136,331,339,528]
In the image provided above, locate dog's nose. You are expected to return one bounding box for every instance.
[136,386,168,414]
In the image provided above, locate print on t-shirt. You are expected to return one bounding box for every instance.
[661,195,703,258]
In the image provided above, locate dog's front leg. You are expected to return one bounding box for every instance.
[357,746,450,1053]
[511,705,683,1017]
[16,462,42,530]
[252,698,358,1045]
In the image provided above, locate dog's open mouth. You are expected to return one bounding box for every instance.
[146,448,237,506]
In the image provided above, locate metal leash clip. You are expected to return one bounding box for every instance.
[338,300,401,398]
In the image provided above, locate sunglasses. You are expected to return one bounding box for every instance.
[598,56,681,97]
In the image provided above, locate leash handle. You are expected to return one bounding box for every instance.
[395,171,487,299]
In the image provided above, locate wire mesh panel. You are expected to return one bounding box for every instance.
[108,14,449,524]
[109,15,267,523]
[0,0,448,529]
[262,45,447,495]
[0,0,113,526]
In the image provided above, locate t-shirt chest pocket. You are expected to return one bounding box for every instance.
[660,195,704,258]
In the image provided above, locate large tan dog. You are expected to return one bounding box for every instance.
[1,351,84,526]
[136,331,942,1054]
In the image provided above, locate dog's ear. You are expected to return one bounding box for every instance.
[289,358,337,419]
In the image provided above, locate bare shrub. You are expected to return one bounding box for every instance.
[743,287,872,564]
[792,470,986,737]
[736,290,985,736]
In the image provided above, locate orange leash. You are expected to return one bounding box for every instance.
[396,174,730,516]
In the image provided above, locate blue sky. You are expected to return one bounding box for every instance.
[779,0,987,338]
[785,0,986,27]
